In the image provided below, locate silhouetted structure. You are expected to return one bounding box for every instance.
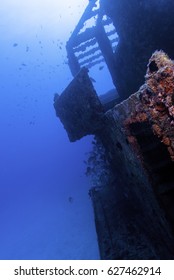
[54,0,174,259]
[54,51,174,259]
[66,0,118,90]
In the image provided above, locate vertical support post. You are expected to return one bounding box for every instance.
[95,20,118,94]
[66,43,81,77]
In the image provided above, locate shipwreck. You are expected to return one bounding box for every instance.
[54,0,174,259]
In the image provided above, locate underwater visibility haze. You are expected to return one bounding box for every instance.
[0,0,115,259]
[2,0,174,261]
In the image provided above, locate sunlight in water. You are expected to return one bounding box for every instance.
[0,0,89,38]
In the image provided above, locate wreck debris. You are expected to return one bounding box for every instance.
[54,67,104,142]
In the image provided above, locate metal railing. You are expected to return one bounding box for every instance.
[66,0,118,90]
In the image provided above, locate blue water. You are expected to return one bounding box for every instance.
[0,0,112,259]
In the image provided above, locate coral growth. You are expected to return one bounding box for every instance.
[125,51,174,161]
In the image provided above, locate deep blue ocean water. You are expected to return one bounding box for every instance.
[0,0,112,259]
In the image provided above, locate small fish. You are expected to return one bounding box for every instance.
[85,166,91,176]
[99,65,104,71]
[54,93,59,102]
[13,43,18,47]
[68,197,73,203]
[90,77,96,83]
